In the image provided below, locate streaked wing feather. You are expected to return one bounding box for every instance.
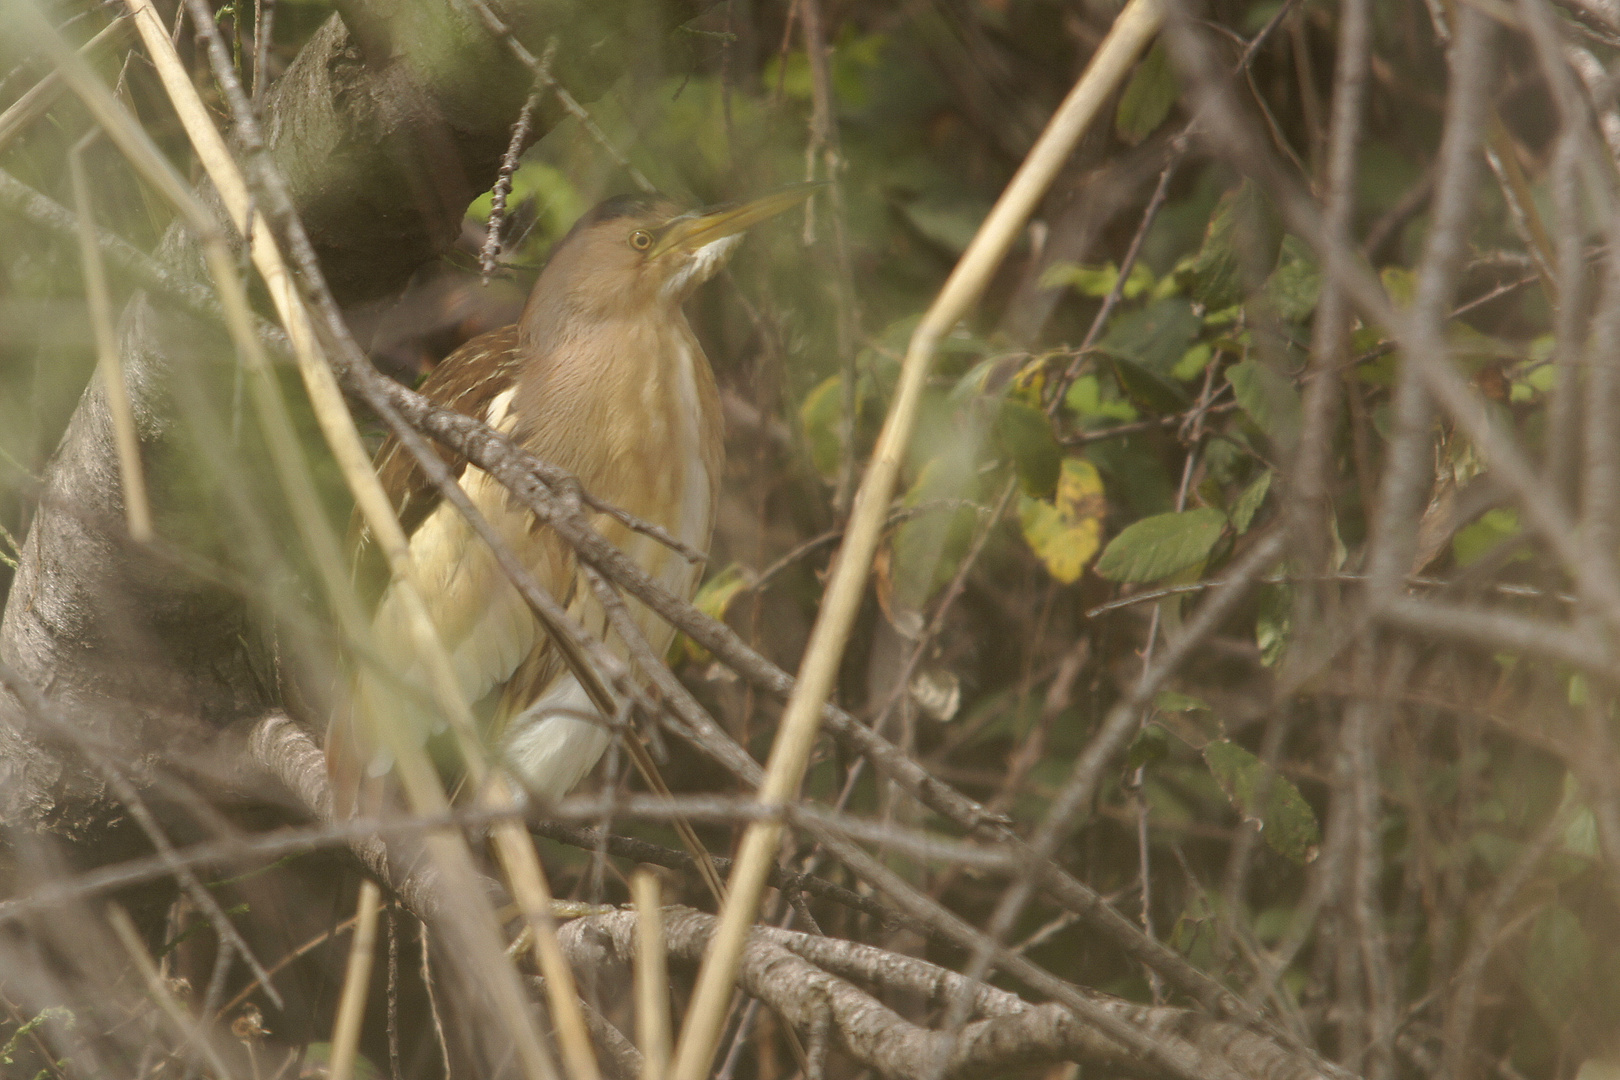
[350,325,525,606]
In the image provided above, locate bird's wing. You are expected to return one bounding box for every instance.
[332,324,540,814]
[349,325,527,606]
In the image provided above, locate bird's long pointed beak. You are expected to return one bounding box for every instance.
[648,182,825,260]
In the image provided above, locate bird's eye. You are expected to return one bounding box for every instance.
[629,230,653,251]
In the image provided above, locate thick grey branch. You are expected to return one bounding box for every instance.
[559,905,1331,1080]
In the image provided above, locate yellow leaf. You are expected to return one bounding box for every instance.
[670,563,755,665]
[1018,458,1106,584]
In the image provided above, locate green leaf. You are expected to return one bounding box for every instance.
[891,446,983,606]
[1380,265,1417,306]
[1202,740,1321,864]
[1099,296,1202,375]
[1184,181,1275,310]
[670,563,755,664]
[302,1043,381,1079]
[799,374,845,480]
[1018,458,1107,583]
[0,1007,73,1068]
[1154,689,1211,713]
[1523,905,1592,1024]
[1255,582,1291,666]
[1453,507,1522,566]
[1111,357,1190,414]
[1096,507,1227,582]
[467,161,585,253]
[1127,723,1172,769]
[1064,374,1138,422]
[1264,235,1321,322]
[1171,341,1214,382]
[1116,40,1176,144]
[1042,260,1156,299]
[1227,359,1302,454]
[902,193,992,254]
[996,398,1062,497]
[1229,469,1273,534]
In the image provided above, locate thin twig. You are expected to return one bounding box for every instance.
[108,905,236,1079]
[481,46,551,284]
[799,0,861,513]
[0,658,285,1010]
[137,5,570,1075]
[250,0,274,114]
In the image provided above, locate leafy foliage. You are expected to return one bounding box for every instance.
[3,0,1619,1074]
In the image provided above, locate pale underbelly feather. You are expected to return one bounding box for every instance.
[503,678,610,801]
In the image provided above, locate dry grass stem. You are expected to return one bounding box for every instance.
[67,138,150,542]
[488,783,603,1080]
[327,879,382,1080]
[631,870,672,1080]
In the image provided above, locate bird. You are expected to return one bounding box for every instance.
[327,185,816,814]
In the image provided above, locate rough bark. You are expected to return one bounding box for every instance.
[559,906,1331,1080]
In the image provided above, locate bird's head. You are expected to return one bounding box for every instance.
[520,184,820,328]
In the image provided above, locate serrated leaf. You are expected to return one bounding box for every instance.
[1229,469,1273,534]
[1227,359,1302,454]
[996,398,1062,497]
[1184,181,1275,310]
[1202,739,1321,864]
[1116,40,1176,144]
[1096,507,1227,583]
[1018,458,1107,584]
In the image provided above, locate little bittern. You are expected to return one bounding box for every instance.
[330,186,814,812]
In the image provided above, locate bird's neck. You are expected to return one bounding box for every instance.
[510,296,718,478]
